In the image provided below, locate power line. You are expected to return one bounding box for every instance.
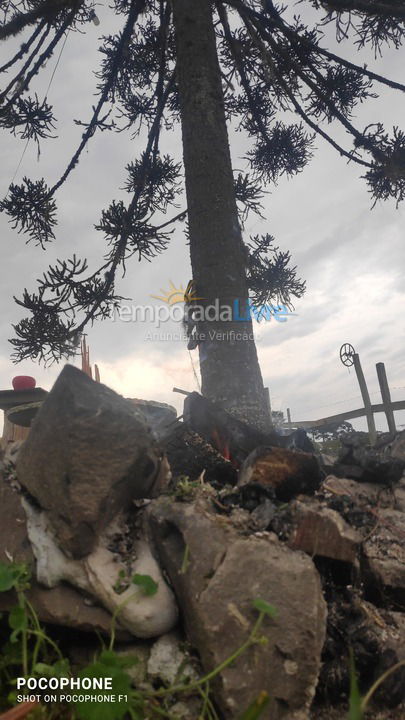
[44,30,69,100]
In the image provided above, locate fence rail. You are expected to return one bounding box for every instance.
[283,399,405,430]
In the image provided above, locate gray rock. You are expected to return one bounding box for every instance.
[147,632,197,685]
[147,497,327,720]
[363,507,405,605]
[16,365,162,557]
[389,430,405,462]
[127,399,177,441]
[250,498,276,531]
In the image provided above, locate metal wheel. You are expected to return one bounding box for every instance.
[339,343,355,367]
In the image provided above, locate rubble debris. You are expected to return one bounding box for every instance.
[389,430,405,462]
[1,369,404,720]
[335,435,405,486]
[218,482,276,513]
[128,398,177,441]
[321,473,405,514]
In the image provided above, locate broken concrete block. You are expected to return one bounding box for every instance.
[288,499,362,564]
[17,365,162,557]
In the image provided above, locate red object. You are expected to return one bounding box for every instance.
[12,376,36,391]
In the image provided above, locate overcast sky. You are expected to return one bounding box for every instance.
[0,3,404,436]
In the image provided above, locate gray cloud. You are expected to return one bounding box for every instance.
[0,4,404,436]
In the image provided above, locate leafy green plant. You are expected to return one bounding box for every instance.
[108,571,160,651]
[3,558,404,720]
[131,574,159,597]
[0,559,278,720]
[171,477,201,501]
[0,561,30,594]
[0,561,65,710]
[76,651,134,720]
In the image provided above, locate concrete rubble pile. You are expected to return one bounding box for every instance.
[0,365,404,719]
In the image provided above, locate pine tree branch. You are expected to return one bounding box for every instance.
[70,73,175,338]
[240,6,376,165]
[0,0,84,41]
[1,16,73,112]
[318,0,405,21]
[0,19,46,73]
[49,0,145,195]
[154,209,187,230]
[0,23,51,103]
[240,5,372,168]
[226,0,405,92]
[215,1,270,142]
[305,35,405,92]
[266,0,405,91]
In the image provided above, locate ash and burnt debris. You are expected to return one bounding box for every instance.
[1,370,405,719]
[165,390,318,489]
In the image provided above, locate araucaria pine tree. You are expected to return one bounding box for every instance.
[0,0,404,429]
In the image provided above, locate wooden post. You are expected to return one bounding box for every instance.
[287,407,292,426]
[353,354,377,445]
[376,362,396,434]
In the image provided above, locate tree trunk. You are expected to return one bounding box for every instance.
[171,0,270,431]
